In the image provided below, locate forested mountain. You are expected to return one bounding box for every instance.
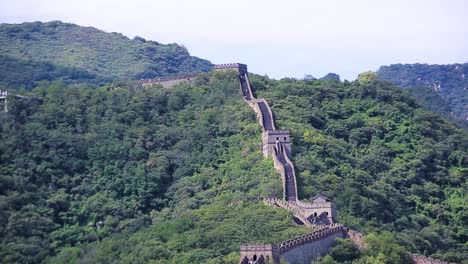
[0,21,466,263]
[0,21,212,86]
[377,63,467,124]
[0,54,110,89]
[0,71,466,263]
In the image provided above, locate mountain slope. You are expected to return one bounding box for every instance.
[0,21,212,84]
[251,75,467,262]
[377,63,468,123]
[0,54,110,89]
[1,72,466,263]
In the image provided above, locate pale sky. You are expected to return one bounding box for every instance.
[1,0,468,80]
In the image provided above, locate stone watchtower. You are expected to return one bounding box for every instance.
[297,194,338,225]
[239,244,280,264]
[264,130,292,158]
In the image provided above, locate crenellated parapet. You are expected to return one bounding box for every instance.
[277,224,346,253]
[137,73,200,88]
[214,63,247,74]
[240,225,347,264]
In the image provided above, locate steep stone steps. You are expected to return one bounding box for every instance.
[257,101,274,131]
[276,149,297,202]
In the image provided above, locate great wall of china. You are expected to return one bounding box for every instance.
[226,63,348,263]
[137,73,200,88]
[213,64,454,264]
[130,64,457,263]
[0,67,455,263]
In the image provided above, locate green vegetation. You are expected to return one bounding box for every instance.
[0,71,307,263]
[250,75,467,262]
[0,21,466,263]
[1,71,466,263]
[0,54,109,89]
[377,63,468,124]
[319,233,411,264]
[0,21,212,85]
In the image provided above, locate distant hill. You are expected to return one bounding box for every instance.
[0,21,212,87]
[377,63,467,123]
[0,54,110,89]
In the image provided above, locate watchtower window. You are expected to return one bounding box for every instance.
[276,137,279,140]
[284,137,286,141]
[253,255,257,261]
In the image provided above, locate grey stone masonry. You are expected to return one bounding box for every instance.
[138,73,199,88]
[240,225,347,264]
[214,63,247,73]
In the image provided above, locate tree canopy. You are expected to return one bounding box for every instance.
[0,72,466,263]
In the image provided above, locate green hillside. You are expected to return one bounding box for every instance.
[0,54,110,89]
[0,72,466,263]
[0,20,466,264]
[377,63,468,124]
[0,21,212,84]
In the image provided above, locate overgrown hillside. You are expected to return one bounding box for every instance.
[0,54,110,89]
[0,21,212,85]
[0,72,307,263]
[251,76,467,262]
[1,72,466,263]
[377,63,468,124]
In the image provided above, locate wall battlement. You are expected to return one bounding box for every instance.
[239,225,346,264]
[137,73,200,88]
[214,63,247,73]
[138,63,248,89]
[277,224,345,252]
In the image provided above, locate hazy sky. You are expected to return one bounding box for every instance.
[1,0,468,80]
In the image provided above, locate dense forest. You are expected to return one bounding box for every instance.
[0,70,466,263]
[0,54,110,89]
[0,21,212,83]
[377,63,467,124]
[0,21,467,264]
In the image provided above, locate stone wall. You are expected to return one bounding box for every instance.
[239,244,280,264]
[138,73,199,88]
[214,63,247,74]
[296,200,337,224]
[411,254,456,264]
[239,225,346,264]
[280,231,344,264]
